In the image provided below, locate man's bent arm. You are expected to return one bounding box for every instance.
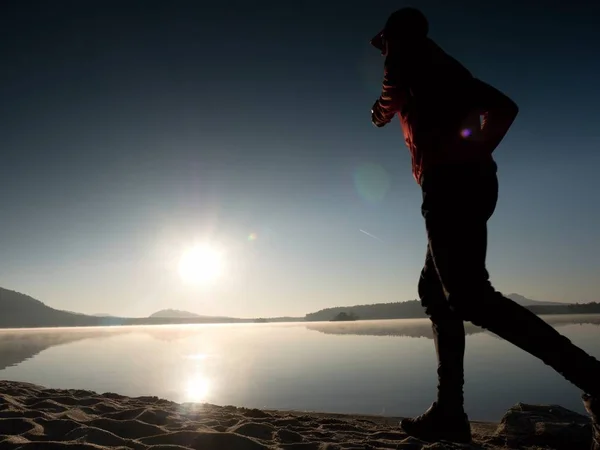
[372,62,408,127]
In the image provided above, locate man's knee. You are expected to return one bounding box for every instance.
[417,273,428,304]
[418,271,446,308]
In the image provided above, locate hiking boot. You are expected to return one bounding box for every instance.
[583,394,600,450]
[399,401,472,443]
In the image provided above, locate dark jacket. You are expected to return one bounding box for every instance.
[372,38,518,184]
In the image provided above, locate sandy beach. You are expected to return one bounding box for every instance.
[0,380,593,449]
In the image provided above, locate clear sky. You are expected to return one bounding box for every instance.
[2,0,599,318]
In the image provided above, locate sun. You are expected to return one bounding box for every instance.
[178,244,224,285]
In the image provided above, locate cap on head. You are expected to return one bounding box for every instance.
[370,7,429,52]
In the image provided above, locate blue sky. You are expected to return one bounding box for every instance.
[1,1,599,318]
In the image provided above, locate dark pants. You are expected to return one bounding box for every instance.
[418,161,600,407]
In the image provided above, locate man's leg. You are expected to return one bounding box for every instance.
[424,169,600,399]
[443,263,600,450]
[399,247,471,443]
[419,248,466,409]
[406,162,600,447]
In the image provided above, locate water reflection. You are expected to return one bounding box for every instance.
[1,315,598,373]
[0,316,599,421]
[0,327,133,371]
[0,324,236,371]
[185,373,211,403]
[186,353,209,361]
[305,314,600,339]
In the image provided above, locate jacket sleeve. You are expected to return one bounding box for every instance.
[371,61,408,127]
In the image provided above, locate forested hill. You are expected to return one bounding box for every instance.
[304,300,426,321]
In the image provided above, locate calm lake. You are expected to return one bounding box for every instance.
[1,314,599,422]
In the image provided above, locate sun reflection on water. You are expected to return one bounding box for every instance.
[186,353,208,361]
[185,374,211,403]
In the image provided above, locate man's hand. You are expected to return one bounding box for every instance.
[458,110,485,142]
[372,97,397,128]
[468,79,519,153]
[371,100,387,128]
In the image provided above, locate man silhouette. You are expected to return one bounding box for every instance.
[370,7,600,447]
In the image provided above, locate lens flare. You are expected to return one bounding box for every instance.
[353,163,392,204]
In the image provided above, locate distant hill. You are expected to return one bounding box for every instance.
[0,288,245,328]
[0,287,104,328]
[506,293,568,307]
[0,286,597,330]
[149,309,201,319]
[304,300,426,322]
[148,309,245,321]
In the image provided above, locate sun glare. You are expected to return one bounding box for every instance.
[178,244,224,285]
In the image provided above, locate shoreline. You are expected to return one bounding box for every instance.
[1,312,599,332]
[0,380,593,449]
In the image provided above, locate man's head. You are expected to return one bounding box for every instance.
[370,7,429,55]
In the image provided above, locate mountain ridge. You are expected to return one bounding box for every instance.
[149,309,201,319]
[506,293,568,306]
[0,286,596,329]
